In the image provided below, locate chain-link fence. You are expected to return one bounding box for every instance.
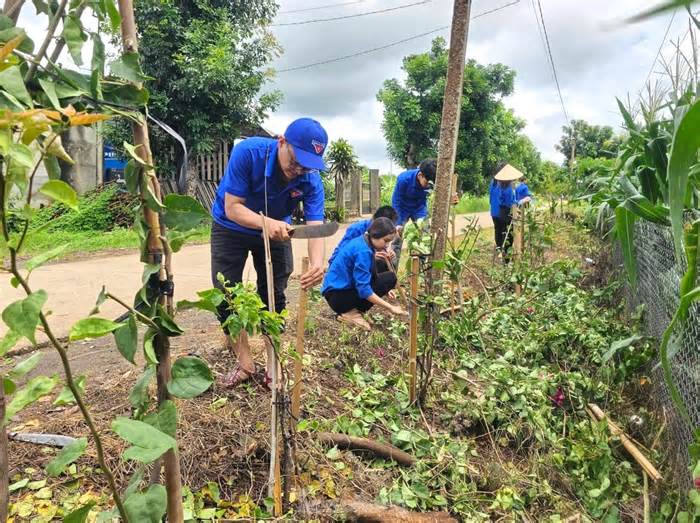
[617,218,700,485]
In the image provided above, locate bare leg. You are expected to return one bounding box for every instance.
[231,331,255,373]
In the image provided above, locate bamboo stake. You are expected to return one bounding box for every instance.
[291,257,309,419]
[260,214,283,516]
[386,258,408,309]
[409,256,419,404]
[587,403,662,481]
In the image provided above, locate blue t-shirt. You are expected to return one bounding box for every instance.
[515,183,531,201]
[392,168,430,226]
[327,218,370,266]
[489,179,501,218]
[500,184,515,210]
[211,137,325,235]
[321,235,375,299]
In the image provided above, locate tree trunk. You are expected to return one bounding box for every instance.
[0,376,8,523]
[2,0,24,23]
[429,0,472,285]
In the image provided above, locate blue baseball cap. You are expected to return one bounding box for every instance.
[284,117,328,171]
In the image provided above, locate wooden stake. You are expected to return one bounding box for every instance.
[409,256,419,404]
[512,204,522,296]
[587,403,662,481]
[260,214,283,516]
[291,257,309,419]
[116,0,183,520]
[386,258,408,309]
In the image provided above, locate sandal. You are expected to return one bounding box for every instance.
[221,363,256,388]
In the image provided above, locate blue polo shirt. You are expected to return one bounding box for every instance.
[211,137,325,235]
[500,184,515,211]
[515,183,530,201]
[327,218,370,266]
[392,168,430,226]
[489,179,501,218]
[321,235,374,299]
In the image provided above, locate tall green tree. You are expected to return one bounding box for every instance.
[325,138,359,215]
[107,0,281,173]
[555,119,621,164]
[377,37,541,194]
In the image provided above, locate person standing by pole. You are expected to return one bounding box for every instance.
[210,118,329,387]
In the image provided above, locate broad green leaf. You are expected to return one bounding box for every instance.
[39,180,79,211]
[176,288,225,314]
[0,25,34,53]
[167,229,197,253]
[615,206,637,288]
[143,399,177,438]
[167,357,213,399]
[0,330,22,356]
[8,478,29,492]
[46,437,87,476]
[143,183,165,212]
[69,317,123,341]
[9,143,34,168]
[162,194,208,231]
[626,0,695,23]
[143,328,158,365]
[0,65,31,106]
[110,52,146,83]
[43,156,61,180]
[123,484,167,523]
[53,375,86,405]
[38,77,60,109]
[103,0,121,31]
[4,377,16,395]
[91,31,105,75]
[123,141,147,165]
[8,352,41,380]
[129,366,155,409]
[114,314,138,363]
[62,14,87,66]
[124,159,140,193]
[602,334,646,363]
[25,244,67,273]
[154,305,183,337]
[5,375,56,423]
[2,290,48,344]
[64,502,95,523]
[667,100,700,262]
[112,417,176,463]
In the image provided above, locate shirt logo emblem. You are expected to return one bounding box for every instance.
[311,140,325,154]
[290,190,303,198]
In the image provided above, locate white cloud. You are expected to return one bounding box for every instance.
[266,0,694,172]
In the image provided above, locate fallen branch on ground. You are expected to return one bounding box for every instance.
[310,499,457,522]
[317,432,415,467]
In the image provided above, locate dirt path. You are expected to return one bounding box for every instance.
[1,212,492,344]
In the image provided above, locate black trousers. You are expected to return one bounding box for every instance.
[210,222,293,329]
[492,210,513,263]
[324,271,397,314]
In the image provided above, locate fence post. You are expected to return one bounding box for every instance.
[513,205,522,296]
[409,256,419,404]
[369,168,380,213]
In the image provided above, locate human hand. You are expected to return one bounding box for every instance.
[387,290,397,300]
[300,265,324,290]
[389,304,407,317]
[265,219,291,241]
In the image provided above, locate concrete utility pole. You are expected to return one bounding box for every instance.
[429,0,472,282]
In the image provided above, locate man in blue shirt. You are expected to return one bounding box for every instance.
[391,158,436,263]
[211,117,328,387]
[327,205,399,267]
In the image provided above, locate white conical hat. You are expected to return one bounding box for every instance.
[494,164,524,181]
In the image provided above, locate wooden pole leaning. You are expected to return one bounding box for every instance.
[408,256,419,404]
[259,213,283,516]
[291,257,310,419]
[512,204,522,296]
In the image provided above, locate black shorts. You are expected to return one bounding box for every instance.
[210,222,293,329]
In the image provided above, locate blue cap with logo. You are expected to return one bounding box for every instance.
[284,117,328,171]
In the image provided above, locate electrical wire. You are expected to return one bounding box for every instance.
[534,0,569,123]
[279,0,366,15]
[272,0,430,27]
[276,0,520,72]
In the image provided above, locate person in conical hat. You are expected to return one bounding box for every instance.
[490,163,523,263]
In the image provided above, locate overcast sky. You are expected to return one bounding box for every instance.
[264,0,696,173]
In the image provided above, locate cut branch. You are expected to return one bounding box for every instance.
[317,432,416,467]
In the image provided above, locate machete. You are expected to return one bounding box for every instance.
[288,221,339,239]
